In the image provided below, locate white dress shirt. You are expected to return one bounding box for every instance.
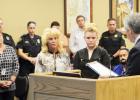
[69,27,87,54]
[134,34,140,45]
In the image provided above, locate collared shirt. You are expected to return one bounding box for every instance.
[35,52,71,73]
[99,30,126,56]
[16,34,42,75]
[16,34,42,57]
[69,27,87,54]
[113,64,125,75]
[134,34,140,45]
[0,45,19,92]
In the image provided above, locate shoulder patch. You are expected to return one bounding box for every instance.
[37,39,41,44]
[5,36,10,40]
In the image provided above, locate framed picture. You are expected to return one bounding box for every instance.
[64,0,93,37]
[109,0,139,28]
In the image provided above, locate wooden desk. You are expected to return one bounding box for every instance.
[27,73,140,100]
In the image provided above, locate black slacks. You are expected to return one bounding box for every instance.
[0,90,15,100]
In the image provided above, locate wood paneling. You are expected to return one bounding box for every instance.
[28,74,96,100]
[96,76,140,100]
[28,74,140,100]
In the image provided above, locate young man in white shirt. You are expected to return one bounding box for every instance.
[69,15,87,55]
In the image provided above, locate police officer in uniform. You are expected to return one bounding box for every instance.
[0,18,15,48]
[99,18,126,68]
[17,21,41,75]
[16,21,41,100]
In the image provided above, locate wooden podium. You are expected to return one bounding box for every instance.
[27,73,140,100]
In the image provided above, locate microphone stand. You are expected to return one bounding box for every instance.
[109,65,112,78]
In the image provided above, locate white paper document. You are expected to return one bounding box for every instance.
[86,61,118,77]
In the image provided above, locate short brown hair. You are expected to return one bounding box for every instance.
[107,18,116,22]
[27,21,36,27]
[76,15,85,22]
[50,21,60,28]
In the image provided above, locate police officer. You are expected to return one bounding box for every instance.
[0,18,15,48]
[17,21,41,75]
[16,21,41,100]
[99,18,126,68]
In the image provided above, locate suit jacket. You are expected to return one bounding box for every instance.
[126,39,140,75]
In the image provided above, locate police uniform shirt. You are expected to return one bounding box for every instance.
[2,33,15,48]
[16,34,42,57]
[16,34,42,75]
[99,31,126,56]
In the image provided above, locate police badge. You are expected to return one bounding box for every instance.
[37,39,40,44]
[6,36,10,40]
[25,40,29,44]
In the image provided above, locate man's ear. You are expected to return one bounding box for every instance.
[129,28,134,34]
[130,29,137,39]
[127,28,133,35]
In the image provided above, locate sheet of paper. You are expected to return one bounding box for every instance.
[86,61,118,77]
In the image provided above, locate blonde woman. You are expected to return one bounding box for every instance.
[73,26,110,79]
[35,28,71,73]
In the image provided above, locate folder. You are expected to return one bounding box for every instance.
[86,61,118,77]
[53,70,81,78]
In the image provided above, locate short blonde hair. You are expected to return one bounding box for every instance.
[84,23,99,38]
[41,28,64,53]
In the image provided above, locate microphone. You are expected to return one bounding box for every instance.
[109,65,112,78]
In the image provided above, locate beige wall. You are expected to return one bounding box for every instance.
[0,0,109,43]
[0,0,140,47]
[0,0,64,43]
[93,0,109,34]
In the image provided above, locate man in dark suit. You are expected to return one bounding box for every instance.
[124,13,140,75]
